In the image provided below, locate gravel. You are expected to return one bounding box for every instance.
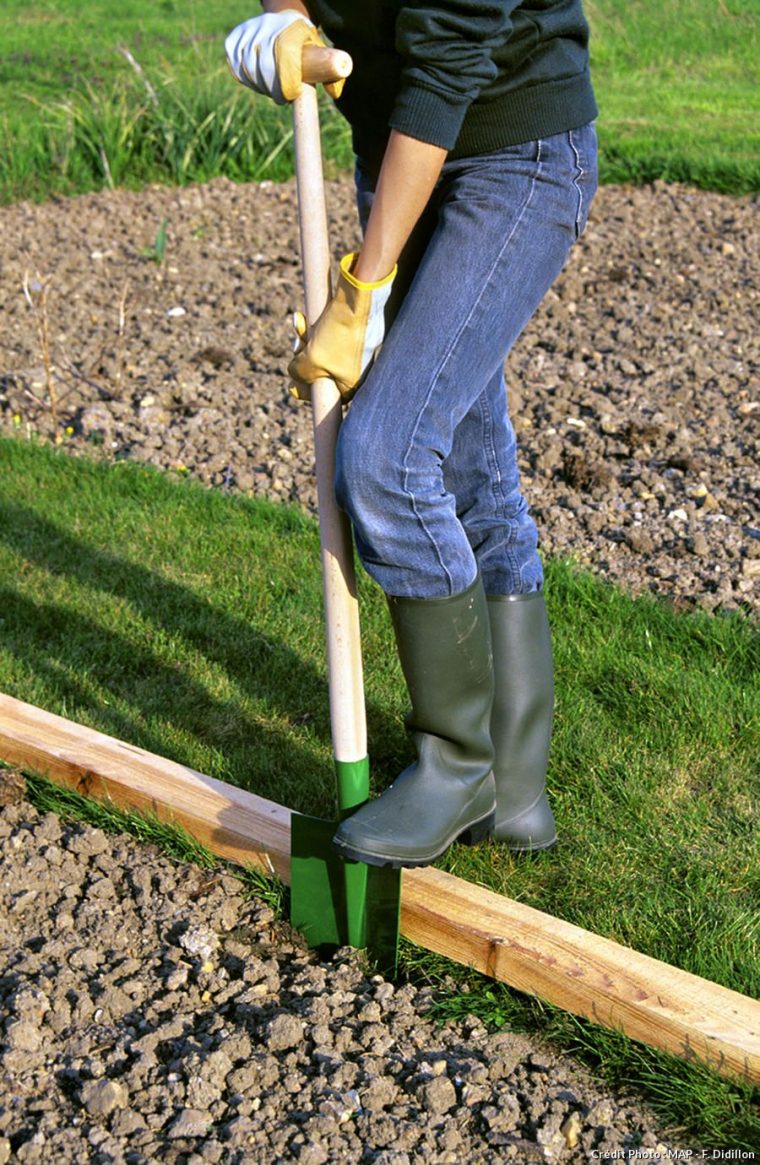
[0,771,693,1163]
[0,177,757,612]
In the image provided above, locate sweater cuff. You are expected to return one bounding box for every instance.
[389,81,471,150]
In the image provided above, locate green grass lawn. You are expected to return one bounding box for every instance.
[0,0,226,121]
[1,435,757,1146]
[0,0,758,200]
[586,0,759,192]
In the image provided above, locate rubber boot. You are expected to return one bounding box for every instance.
[332,575,496,868]
[487,592,557,852]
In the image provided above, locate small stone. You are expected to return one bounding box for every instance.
[588,1098,616,1126]
[298,1143,328,1165]
[625,527,655,554]
[165,962,191,990]
[561,1110,583,1149]
[80,1078,128,1118]
[266,1013,305,1051]
[691,533,709,557]
[418,1075,457,1114]
[5,1021,42,1052]
[80,405,113,437]
[68,827,109,856]
[362,1077,397,1111]
[179,924,220,961]
[0,768,26,806]
[167,1109,214,1139]
[222,1115,257,1145]
[568,362,588,382]
[110,1108,147,1137]
[537,1126,567,1158]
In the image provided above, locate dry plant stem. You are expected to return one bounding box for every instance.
[116,44,159,107]
[57,353,109,401]
[22,271,58,429]
[114,280,130,395]
[99,146,115,191]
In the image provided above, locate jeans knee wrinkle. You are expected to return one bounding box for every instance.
[478,388,514,520]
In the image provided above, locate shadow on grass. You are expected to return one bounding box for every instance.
[0,496,402,828]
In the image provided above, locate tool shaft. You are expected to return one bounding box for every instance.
[292,77,366,765]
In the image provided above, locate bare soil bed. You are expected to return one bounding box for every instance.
[0,178,756,1161]
[1,770,696,1164]
[0,176,757,611]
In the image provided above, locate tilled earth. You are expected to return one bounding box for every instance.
[1,772,693,1164]
[0,178,756,1161]
[0,176,757,611]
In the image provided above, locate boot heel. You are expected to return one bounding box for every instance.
[458,811,495,846]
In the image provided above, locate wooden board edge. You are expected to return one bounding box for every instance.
[1,691,757,1084]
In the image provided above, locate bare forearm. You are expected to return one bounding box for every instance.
[352,131,447,283]
[261,0,311,16]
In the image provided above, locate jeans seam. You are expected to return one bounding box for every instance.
[568,128,585,239]
[478,385,524,589]
[400,145,543,596]
[479,385,509,531]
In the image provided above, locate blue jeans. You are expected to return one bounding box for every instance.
[335,124,598,599]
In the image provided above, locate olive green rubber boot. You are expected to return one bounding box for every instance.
[488,592,557,852]
[332,575,496,868]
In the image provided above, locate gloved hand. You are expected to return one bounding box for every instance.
[225,11,345,104]
[289,253,396,403]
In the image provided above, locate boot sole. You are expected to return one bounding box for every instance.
[506,835,558,856]
[332,811,495,870]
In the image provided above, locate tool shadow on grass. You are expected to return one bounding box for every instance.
[0,493,404,839]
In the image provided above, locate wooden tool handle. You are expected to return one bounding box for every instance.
[302,45,353,87]
[292,80,366,765]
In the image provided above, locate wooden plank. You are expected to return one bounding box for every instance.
[401,866,759,1084]
[1,691,758,1084]
[0,692,290,882]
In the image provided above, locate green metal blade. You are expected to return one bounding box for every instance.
[290,757,401,974]
[364,864,401,975]
[290,811,345,950]
[335,756,371,950]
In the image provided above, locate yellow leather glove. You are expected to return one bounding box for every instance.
[289,254,396,403]
[225,12,345,105]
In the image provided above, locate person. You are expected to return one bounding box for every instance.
[226,1,598,869]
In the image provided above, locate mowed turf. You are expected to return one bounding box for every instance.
[0,0,757,198]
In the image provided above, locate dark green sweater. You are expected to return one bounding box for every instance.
[306,0,597,168]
